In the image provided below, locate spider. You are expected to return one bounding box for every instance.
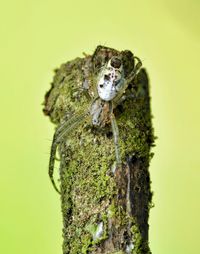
[49,54,142,194]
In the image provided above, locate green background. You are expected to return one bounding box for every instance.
[0,0,199,253]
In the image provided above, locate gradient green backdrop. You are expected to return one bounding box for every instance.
[0,1,199,253]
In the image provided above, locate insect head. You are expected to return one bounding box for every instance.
[97,56,125,101]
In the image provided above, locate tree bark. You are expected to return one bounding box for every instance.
[43,46,155,254]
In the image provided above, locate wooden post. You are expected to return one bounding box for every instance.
[43,46,155,254]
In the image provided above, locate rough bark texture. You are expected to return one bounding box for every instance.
[43,46,155,254]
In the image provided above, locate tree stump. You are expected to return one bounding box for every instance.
[43,46,155,254]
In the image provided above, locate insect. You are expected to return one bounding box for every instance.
[49,54,142,194]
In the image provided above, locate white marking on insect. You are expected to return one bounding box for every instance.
[97,56,125,101]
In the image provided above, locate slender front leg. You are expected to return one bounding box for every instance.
[109,101,122,167]
[49,110,90,194]
[49,133,61,194]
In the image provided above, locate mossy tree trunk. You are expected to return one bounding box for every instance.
[43,46,154,254]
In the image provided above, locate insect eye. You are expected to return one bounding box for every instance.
[111,57,121,68]
[104,74,110,81]
[99,84,104,88]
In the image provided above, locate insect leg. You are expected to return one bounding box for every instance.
[133,56,142,73]
[49,110,90,194]
[109,102,122,166]
[49,132,61,194]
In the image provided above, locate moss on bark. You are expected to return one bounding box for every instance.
[43,46,155,254]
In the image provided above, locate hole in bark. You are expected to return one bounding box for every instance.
[116,104,123,113]
[106,131,113,139]
[134,185,141,192]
